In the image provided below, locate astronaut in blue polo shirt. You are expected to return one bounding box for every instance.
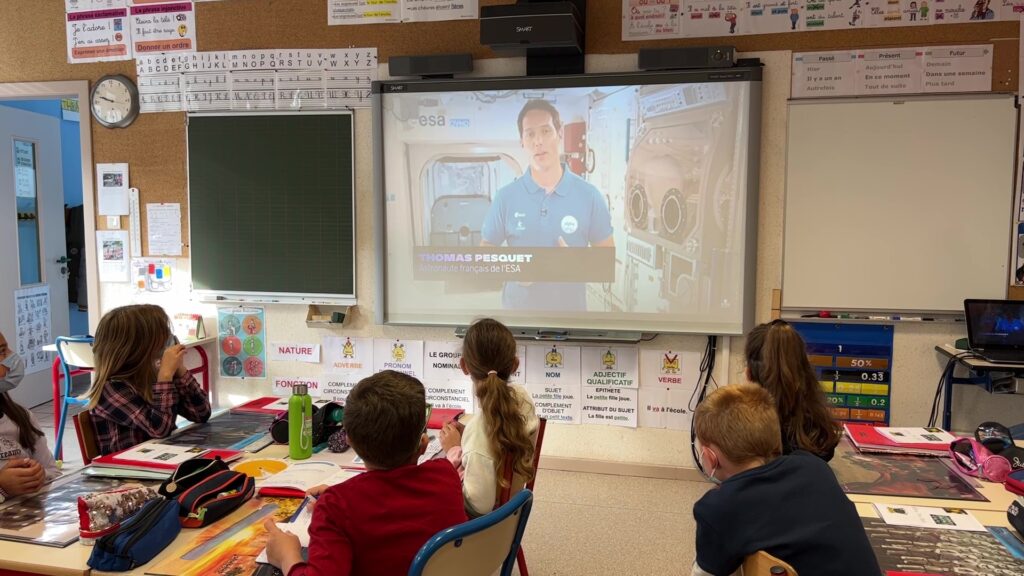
[481,99,614,311]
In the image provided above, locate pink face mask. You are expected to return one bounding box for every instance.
[949,437,1011,483]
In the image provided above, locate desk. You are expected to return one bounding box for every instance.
[935,343,1024,431]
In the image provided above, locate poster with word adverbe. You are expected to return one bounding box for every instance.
[322,336,372,374]
[372,338,424,379]
[217,306,266,379]
[791,322,895,425]
[272,376,322,398]
[423,341,474,413]
[525,345,582,424]
[14,285,52,375]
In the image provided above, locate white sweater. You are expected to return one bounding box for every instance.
[0,412,60,480]
[452,384,539,517]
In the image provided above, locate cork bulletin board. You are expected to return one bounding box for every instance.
[0,0,1018,257]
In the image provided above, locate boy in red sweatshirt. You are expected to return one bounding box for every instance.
[264,370,468,576]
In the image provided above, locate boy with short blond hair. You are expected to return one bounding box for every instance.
[692,385,878,576]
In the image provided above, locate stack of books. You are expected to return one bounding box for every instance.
[844,424,956,457]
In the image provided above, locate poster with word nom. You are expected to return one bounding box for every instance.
[322,336,372,374]
[791,322,895,425]
[372,338,424,379]
[525,345,582,424]
[217,306,266,379]
[14,285,51,375]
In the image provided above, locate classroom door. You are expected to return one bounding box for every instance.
[0,105,70,408]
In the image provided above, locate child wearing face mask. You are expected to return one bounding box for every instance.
[85,305,211,454]
[0,331,59,504]
[691,385,876,576]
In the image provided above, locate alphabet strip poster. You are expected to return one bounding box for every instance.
[217,306,266,379]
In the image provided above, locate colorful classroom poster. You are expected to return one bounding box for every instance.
[129,2,196,56]
[683,0,746,37]
[581,386,638,428]
[65,7,132,64]
[581,347,639,388]
[13,285,51,375]
[746,0,802,34]
[322,336,372,374]
[639,348,700,389]
[525,345,582,424]
[803,0,859,31]
[268,342,320,363]
[621,0,682,40]
[922,45,993,92]
[854,48,923,95]
[328,0,401,25]
[218,306,266,379]
[402,0,478,22]
[423,341,475,413]
[131,258,174,292]
[932,0,974,22]
[97,230,130,282]
[791,322,894,425]
[372,338,424,379]
[792,51,859,98]
[320,371,363,403]
[272,376,322,398]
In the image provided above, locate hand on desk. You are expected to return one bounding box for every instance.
[439,421,462,452]
[263,517,303,575]
[0,458,45,495]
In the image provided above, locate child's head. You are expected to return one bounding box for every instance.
[694,384,782,481]
[744,319,839,456]
[86,304,172,407]
[460,318,535,486]
[344,370,428,469]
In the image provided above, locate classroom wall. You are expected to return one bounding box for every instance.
[2,0,1022,473]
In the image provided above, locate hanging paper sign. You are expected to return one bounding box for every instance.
[269,343,320,364]
[273,377,322,398]
[373,339,424,379]
[524,344,582,424]
[322,336,372,374]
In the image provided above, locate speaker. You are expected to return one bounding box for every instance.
[480,1,583,52]
[388,53,473,78]
[638,46,737,71]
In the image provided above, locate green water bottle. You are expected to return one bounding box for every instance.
[288,384,313,460]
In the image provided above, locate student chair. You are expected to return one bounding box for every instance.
[72,411,101,465]
[53,336,95,461]
[496,417,547,576]
[742,551,798,576]
[408,489,534,576]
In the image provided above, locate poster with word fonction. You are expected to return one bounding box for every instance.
[14,285,51,375]
[791,322,895,425]
[268,342,320,363]
[273,376,322,398]
[525,345,582,424]
[65,7,132,64]
[372,338,424,379]
[322,336,372,374]
[217,306,266,379]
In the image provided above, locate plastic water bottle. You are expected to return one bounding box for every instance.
[288,384,313,460]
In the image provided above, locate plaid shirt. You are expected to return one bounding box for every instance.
[91,373,211,454]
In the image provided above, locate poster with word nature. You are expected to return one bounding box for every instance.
[525,345,582,424]
[217,306,266,379]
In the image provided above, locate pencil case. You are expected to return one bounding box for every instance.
[176,469,254,528]
[87,498,181,572]
[158,456,230,500]
[77,483,160,543]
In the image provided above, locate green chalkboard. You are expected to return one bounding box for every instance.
[187,113,355,299]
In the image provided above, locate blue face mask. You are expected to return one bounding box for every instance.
[0,353,25,393]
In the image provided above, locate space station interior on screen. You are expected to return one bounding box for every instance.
[382,82,753,330]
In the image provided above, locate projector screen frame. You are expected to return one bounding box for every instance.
[373,67,762,336]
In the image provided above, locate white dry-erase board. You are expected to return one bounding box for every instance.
[782,95,1016,313]
[187,112,355,304]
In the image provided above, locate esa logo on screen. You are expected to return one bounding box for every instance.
[417,115,470,128]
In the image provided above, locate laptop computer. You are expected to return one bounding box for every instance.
[964,299,1024,364]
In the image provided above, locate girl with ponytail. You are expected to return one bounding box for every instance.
[439,318,539,517]
[745,320,840,461]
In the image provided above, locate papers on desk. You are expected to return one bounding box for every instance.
[92,442,244,471]
[845,423,955,457]
[257,461,358,498]
[256,496,315,564]
[873,503,985,532]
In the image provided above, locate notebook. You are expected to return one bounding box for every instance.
[965,299,1024,364]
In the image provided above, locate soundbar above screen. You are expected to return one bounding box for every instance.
[374,69,762,335]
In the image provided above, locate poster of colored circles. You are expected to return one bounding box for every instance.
[217,306,266,379]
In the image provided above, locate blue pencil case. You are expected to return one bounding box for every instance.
[87,498,181,572]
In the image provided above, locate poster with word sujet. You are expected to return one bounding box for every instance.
[791,322,895,425]
[581,386,638,428]
[424,340,474,412]
[373,338,424,379]
[322,336,372,374]
[525,345,582,424]
[268,342,320,363]
[320,372,364,403]
[273,376,322,398]
[217,306,266,379]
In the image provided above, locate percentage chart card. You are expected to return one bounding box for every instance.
[791,322,895,425]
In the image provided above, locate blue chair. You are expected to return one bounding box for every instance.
[53,336,94,461]
[408,489,534,576]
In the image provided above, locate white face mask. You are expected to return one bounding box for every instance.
[698,445,722,485]
[0,353,25,393]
